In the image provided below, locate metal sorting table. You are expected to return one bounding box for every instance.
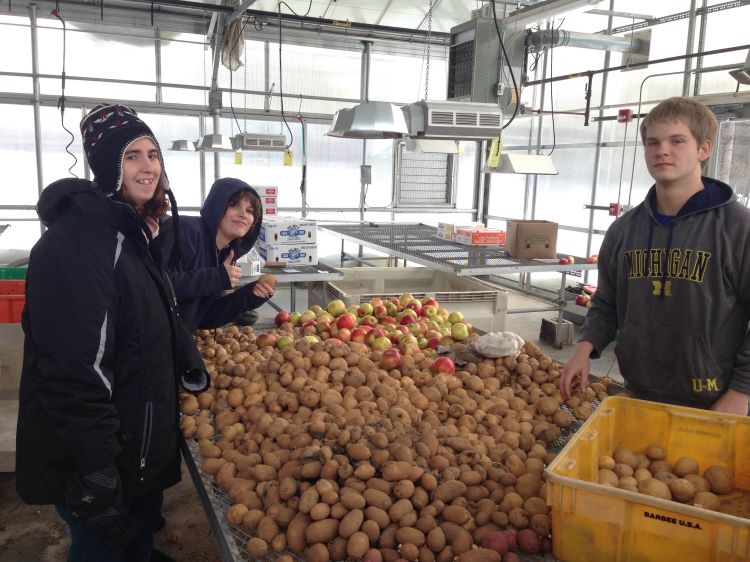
[240,263,343,311]
[321,223,597,329]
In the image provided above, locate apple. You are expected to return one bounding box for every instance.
[385,302,399,316]
[439,335,455,346]
[360,325,373,334]
[450,322,470,341]
[400,315,416,326]
[432,356,456,374]
[289,311,302,326]
[276,335,294,349]
[421,304,437,318]
[447,311,464,324]
[256,333,277,348]
[585,255,598,264]
[274,310,291,326]
[302,335,320,343]
[399,292,414,307]
[310,305,324,315]
[336,328,351,342]
[567,255,576,264]
[326,337,343,345]
[316,311,333,323]
[421,297,438,308]
[366,327,386,346]
[371,336,392,351]
[426,336,441,349]
[302,324,317,336]
[405,300,422,315]
[436,307,449,320]
[380,348,402,370]
[373,304,388,319]
[335,313,357,330]
[381,322,396,332]
[369,297,384,308]
[360,315,378,327]
[350,328,368,343]
[417,336,428,349]
[316,320,331,334]
[326,299,346,317]
[395,325,409,335]
[559,258,570,265]
[357,303,374,317]
[381,316,397,325]
[575,294,591,306]
[299,310,317,324]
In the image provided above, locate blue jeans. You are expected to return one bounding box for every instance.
[56,492,163,562]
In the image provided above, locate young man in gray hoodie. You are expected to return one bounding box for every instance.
[561,97,750,415]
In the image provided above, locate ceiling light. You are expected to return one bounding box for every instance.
[729,50,750,85]
[196,133,234,152]
[327,101,408,139]
[482,154,558,175]
[170,139,196,151]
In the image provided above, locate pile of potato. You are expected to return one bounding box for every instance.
[597,445,738,512]
[180,325,604,562]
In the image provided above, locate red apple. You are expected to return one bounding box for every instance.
[421,297,438,307]
[316,320,331,334]
[380,348,402,370]
[373,304,388,319]
[405,300,422,315]
[426,336,441,349]
[400,315,416,326]
[395,325,409,335]
[350,328,368,343]
[256,333,277,348]
[336,328,351,343]
[436,307,449,320]
[381,316,397,325]
[431,356,456,374]
[369,297,384,308]
[585,255,598,264]
[274,310,291,326]
[335,313,357,330]
[421,304,437,318]
[559,258,570,265]
[360,314,378,327]
[302,325,317,336]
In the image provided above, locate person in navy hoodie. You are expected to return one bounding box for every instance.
[158,177,274,330]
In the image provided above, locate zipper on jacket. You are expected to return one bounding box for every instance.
[139,401,154,484]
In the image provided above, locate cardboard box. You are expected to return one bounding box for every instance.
[505,220,557,259]
[454,228,506,246]
[436,222,484,241]
[257,240,318,266]
[256,186,277,196]
[260,217,317,244]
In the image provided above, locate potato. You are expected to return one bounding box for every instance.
[669,478,696,503]
[480,531,510,556]
[598,469,619,487]
[426,526,447,553]
[338,509,364,538]
[703,465,734,494]
[645,443,667,461]
[258,273,277,288]
[433,480,467,503]
[382,461,413,481]
[613,448,639,469]
[456,548,501,562]
[516,529,541,554]
[693,491,720,511]
[246,537,268,557]
[396,527,426,547]
[286,513,311,553]
[684,474,711,494]
[638,478,672,500]
[226,504,248,525]
[180,394,199,415]
[598,456,616,470]
[346,531,371,558]
[305,518,339,544]
[673,457,699,477]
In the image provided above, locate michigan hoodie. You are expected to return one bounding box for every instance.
[581,177,750,408]
[158,178,268,330]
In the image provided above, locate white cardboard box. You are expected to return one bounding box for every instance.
[258,240,318,266]
[436,222,484,241]
[260,216,317,244]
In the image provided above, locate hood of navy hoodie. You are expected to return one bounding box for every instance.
[200,178,262,261]
[643,177,733,295]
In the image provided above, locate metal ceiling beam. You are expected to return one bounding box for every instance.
[226,0,261,24]
[321,0,336,19]
[416,0,443,31]
[375,0,396,25]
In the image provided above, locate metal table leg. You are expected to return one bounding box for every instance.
[289,281,296,310]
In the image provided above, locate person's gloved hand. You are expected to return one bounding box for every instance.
[66,467,134,550]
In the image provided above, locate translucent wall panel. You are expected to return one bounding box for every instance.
[534,147,596,233]
[143,113,203,208]
[0,18,32,93]
[539,48,606,110]
[160,32,210,105]
[266,42,361,114]
[217,39,266,94]
[40,106,86,187]
[557,229,593,260]
[369,52,448,103]
[0,104,37,205]
[540,114,600,146]
[363,139,395,208]
[38,25,156,100]
[455,142,478,209]
[0,216,41,252]
[487,172,528,221]
[304,124,362,209]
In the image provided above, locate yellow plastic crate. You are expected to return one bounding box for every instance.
[546,396,750,562]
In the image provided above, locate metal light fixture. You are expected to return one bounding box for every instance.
[404,139,460,154]
[482,154,558,175]
[170,139,196,151]
[232,133,288,152]
[729,50,750,85]
[196,133,235,152]
[327,101,409,139]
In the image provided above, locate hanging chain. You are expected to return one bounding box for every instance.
[424,0,432,100]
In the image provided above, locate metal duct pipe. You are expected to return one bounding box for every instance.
[527,29,641,54]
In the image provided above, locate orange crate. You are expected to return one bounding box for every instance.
[0,280,25,295]
[0,296,24,323]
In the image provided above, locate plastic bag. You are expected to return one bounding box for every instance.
[469,332,526,358]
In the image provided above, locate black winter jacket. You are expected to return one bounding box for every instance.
[16,179,206,505]
[157,178,268,330]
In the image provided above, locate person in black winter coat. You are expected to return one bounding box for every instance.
[16,104,208,562]
[157,177,274,331]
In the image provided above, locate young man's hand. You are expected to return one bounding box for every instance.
[560,341,595,399]
[223,250,242,288]
[711,388,750,416]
